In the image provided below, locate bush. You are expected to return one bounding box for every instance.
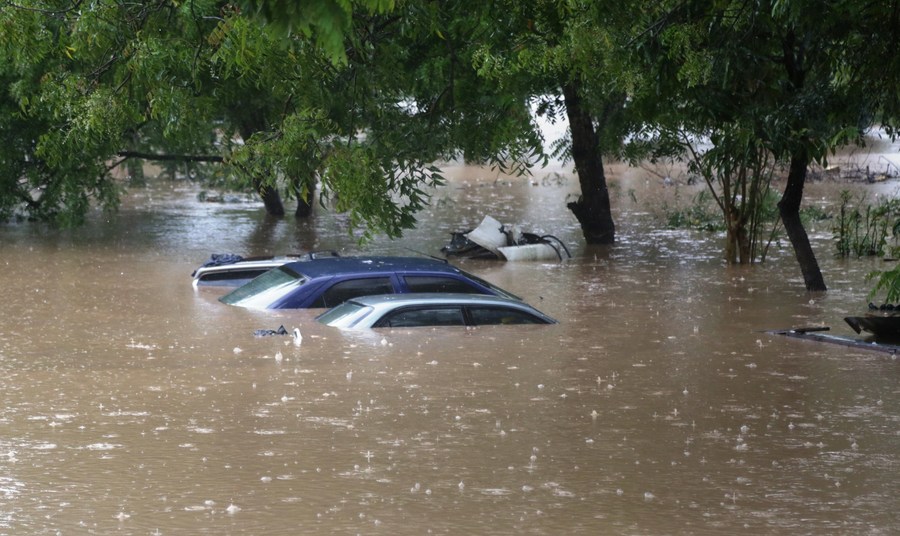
[833,190,900,258]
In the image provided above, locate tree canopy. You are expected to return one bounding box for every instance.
[625,0,900,288]
[0,0,542,237]
[1,0,898,290]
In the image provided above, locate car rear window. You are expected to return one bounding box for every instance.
[198,269,269,287]
[308,277,394,308]
[403,275,481,294]
[220,266,305,305]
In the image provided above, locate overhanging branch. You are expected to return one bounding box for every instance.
[116,151,225,163]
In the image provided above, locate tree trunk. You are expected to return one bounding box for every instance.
[778,30,826,291]
[724,207,752,264]
[778,148,827,291]
[738,228,751,264]
[294,180,315,218]
[237,112,286,217]
[256,179,285,217]
[561,83,615,244]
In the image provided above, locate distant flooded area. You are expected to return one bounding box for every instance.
[1,156,899,533]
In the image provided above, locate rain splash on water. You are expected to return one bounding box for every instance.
[0,160,898,534]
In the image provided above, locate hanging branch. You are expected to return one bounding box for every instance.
[115,151,224,163]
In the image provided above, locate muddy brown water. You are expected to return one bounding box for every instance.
[1,164,899,534]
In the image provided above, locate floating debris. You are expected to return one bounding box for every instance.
[442,215,571,261]
[254,325,288,337]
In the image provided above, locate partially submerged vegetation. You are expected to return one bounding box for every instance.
[831,190,900,303]
[834,191,900,259]
[663,186,900,256]
[658,182,829,264]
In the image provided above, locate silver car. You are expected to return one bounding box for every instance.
[191,251,340,288]
[316,293,557,329]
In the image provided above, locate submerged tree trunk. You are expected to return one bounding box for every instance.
[237,112,286,217]
[778,148,827,291]
[293,179,315,218]
[724,213,751,264]
[561,83,615,244]
[777,30,826,291]
[256,180,285,217]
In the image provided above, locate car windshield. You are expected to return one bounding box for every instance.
[316,301,372,328]
[220,266,307,306]
[458,269,522,300]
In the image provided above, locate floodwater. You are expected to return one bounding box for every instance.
[1,162,899,535]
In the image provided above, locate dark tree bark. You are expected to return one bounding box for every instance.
[236,110,286,217]
[777,30,826,291]
[561,83,615,244]
[257,182,285,216]
[293,179,315,218]
[778,147,827,291]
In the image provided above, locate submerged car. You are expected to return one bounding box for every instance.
[316,293,557,329]
[219,256,521,310]
[191,251,339,287]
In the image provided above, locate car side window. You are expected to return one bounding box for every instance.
[310,277,394,308]
[403,275,482,294]
[379,307,466,328]
[467,307,545,325]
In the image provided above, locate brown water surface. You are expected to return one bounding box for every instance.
[1,168,898,534]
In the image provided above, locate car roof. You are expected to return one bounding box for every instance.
[282,256,461,278]
[345,292,534,308]
[196,258,294,272]
[330,293,558,326]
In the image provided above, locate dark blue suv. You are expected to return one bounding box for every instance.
[219,256,520,310]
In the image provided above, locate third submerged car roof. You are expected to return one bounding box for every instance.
[281,256,464,278]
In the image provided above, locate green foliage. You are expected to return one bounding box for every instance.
[0,0,543,239]
[663,189,724,232]
[627,0,900,267]
[238,0,395,64]
[2,0,898,250]
[471,0,636,137]
[834,190,900,258]
[867,263,900,304]
[322,145,443,241]
[0,0,222,225]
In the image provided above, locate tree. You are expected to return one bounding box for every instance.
[227,1,544,237]
[627,3,790,265]
[238,0,395,64]
[473,0,635,244]
[632,0,900,290]
[0,0,542,240]
[679,127,779,264]
[1,0,230,224]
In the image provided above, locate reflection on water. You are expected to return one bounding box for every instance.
[0,172,898,534]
